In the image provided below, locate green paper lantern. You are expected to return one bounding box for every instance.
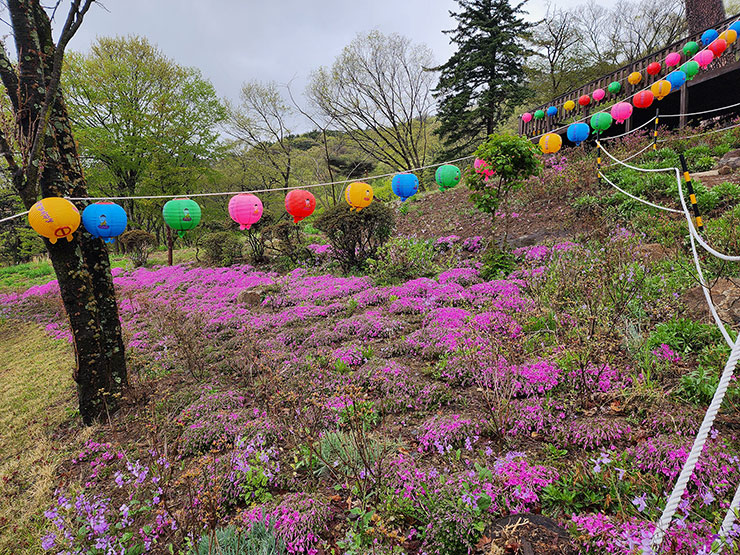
[607,81,622,94]
[683,41,699,56]
[680,60,700,80]
[533,109,545,120]
[590,112,613,132]
[435,165,461,191]
[162,198,201,238]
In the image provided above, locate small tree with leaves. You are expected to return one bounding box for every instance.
[469,134,540,246]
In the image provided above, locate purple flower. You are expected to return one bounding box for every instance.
[632,493,648,512]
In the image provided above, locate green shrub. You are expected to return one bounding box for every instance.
[479,246,517,280]
[201,231,243,266]
[191,524,285,555]
[119,229,156,267]
[262,221,311,266]
[316,201,394,271]
[711,181,740,209]
[367,237,438,284]
[684,145,714,169]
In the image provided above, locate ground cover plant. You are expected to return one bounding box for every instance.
[5,126,740,554]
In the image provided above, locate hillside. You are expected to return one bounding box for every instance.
[3,126,740,554]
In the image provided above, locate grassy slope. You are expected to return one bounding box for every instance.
[0,320,93,554]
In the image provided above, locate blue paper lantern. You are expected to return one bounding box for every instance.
[701,29,719,46]
[730,21,740,35]
[82,201,128,243]
[546,106,558,117]
[567,122,590,146]
[665,70,687,90]
[391,173,419,202]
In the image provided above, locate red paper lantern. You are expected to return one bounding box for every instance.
[709,38,727,57]
[578,95,591,107]
[633,90,655,109]
[285,189,316,223]
[647,62,662,75]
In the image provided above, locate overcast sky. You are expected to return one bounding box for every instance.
[51,0,617,128]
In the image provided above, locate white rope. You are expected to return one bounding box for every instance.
[65,156,475,202]
[661,100,740,118]
[651,331,740,550]
[0,210,28,224]
[598,171,682,213]
[601,117,658,142]
[602,142,655,168]
[658,121,740,142]
[712,483,740,552]
[596,140,676,173]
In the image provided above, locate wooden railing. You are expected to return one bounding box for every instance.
[521,13,740,138]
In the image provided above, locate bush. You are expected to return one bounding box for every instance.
[262,220,311,266]
[316,201,394,271]
[119,229,156,267]
[479,246,517,280]
[192,524,285,555]
[367,237,438,284]
[646,317,724,355]
[201,231,243,266]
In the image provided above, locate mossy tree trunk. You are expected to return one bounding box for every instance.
[0,0,126,424]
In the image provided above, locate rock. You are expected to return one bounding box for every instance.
[718,149,740,170]
[719,165,733,175]
[692,170,719,179]
[683,278,740,325]
[237,290,262,306]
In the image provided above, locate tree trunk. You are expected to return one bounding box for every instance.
[685,0,726,35]
[7,0,127,424]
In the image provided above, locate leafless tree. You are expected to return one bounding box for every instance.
[307,30,436,178]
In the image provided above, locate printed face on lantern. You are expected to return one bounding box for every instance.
[183,208,192,221]
[253,204,260,214]
[98,214,109,229]
[305,198,311,207]
[364,188,371,201]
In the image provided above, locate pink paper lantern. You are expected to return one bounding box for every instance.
[665,52,681,67]
[522,112,532,122]
[228,193,263,230]
[611,102,633,124]
[696,49,715,68]
[592,88,606,101]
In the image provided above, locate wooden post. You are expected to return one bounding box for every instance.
[680,84,689,129]
[167,225,174,266]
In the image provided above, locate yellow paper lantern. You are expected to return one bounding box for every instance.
[28,197,80,244]
[720,29,737,45]
[539,133,562,154]
[345,182,374,211]
[628,72,642,85]
[563,100,576,111]
[650,79,672,100]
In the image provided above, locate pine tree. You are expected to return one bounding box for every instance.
[434,0,533,156]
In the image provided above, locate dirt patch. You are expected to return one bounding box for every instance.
[479,514,578,555]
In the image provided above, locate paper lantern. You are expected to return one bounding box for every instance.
[647,62,662,75]
[578,95,591,107]
[435,165,462,191]
[730,21,740,35]
[650,80,672,100]
[228,193,263,230]
[633,90,655,109]
[534,109,545,120]
[611,102,633,124]
[566,123,590,146]
[82,201,127,243]
[665,71,686,90]
[665,52,681,67]
[285,189,316,223]
[701,29,719,46]
[345,182,374,210]
[720,29,737,45]
[683,41,699,56]
[593,88,605,101]
[563,100,576,111]
[539,133,562,154]
[590,112,613,132]
[628,72,642,85]
[391,174,419,202]
[709,38,727,57]
[696,49,714,68]
[162,198,201,238]
[607,81,621,94]
[28,197,80,244]
[522,112,532,122]
[680,60,700,80]
[546,106,558,117]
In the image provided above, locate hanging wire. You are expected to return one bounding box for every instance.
[0,210,29,224]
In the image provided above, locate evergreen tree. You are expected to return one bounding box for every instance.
[434,0,533,156]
